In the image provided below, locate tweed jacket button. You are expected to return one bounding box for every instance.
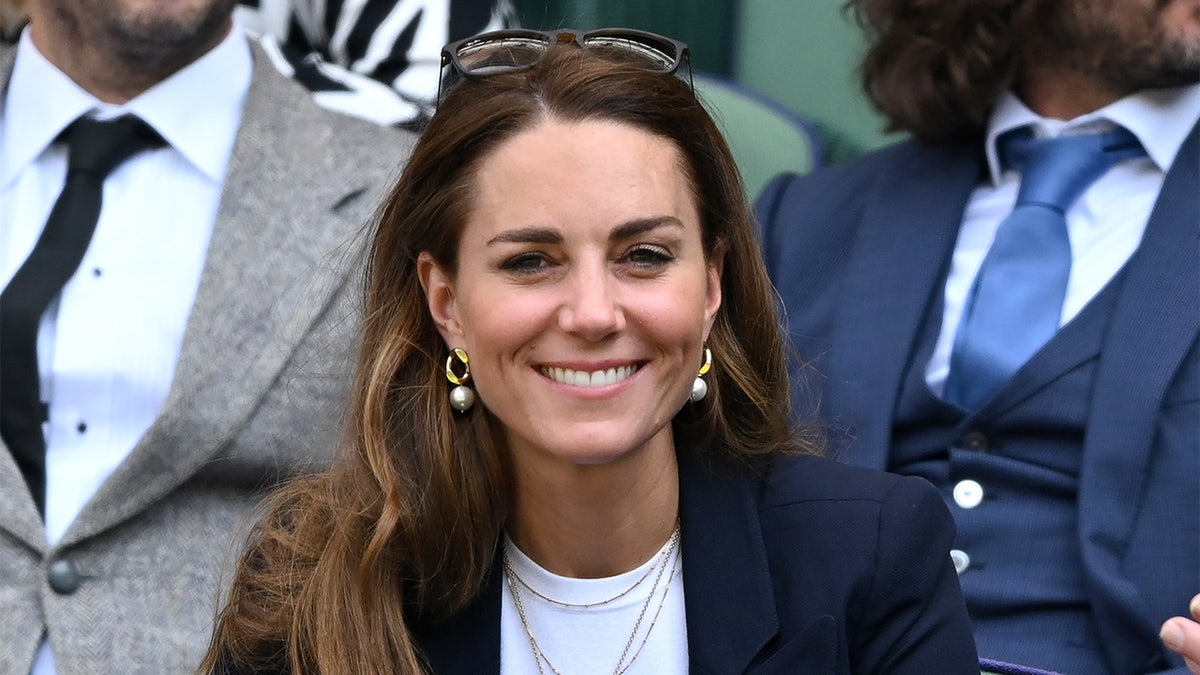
[47,558,83,595]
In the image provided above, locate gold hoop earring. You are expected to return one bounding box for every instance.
[690,347,712,402]
[445,348,475,412]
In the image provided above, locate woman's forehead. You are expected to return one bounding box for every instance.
[460,119,699,239]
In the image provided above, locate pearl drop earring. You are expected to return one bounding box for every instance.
[690,347,712,402]
[445,348,475,412]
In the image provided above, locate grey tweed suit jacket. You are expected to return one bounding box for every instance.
[0,37,415,674]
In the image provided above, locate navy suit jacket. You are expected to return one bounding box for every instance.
[755,123,1199,674]
[414,451,978,674]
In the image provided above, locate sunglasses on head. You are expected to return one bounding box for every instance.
[436,28,693,110]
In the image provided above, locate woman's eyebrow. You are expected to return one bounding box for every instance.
[611,216,684,241]
[485,216,684,246]
[487,227,562,246]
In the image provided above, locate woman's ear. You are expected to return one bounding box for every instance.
[702,239,726,341]
[418,252,463,344]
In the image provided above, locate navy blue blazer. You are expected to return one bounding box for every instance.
[415,451,978,674]
[755,122,1199,674]
[216,452,978,674]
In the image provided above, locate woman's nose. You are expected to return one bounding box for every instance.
[557,263,625,340]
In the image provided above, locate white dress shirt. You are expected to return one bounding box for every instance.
[925,84,1200,392]
[0,23,251,675]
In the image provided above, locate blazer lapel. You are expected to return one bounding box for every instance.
[679,451,778,674]
[417,556,504,675]
[829,140,984,469]
[1078,120,1200,673]
[58,40,386,546]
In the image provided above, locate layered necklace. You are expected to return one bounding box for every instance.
[502,522,682,675]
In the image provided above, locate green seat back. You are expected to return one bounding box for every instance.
[694,73,824,201]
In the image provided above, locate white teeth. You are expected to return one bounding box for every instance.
[542,365,636,387]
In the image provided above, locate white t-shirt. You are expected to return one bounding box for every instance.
[500,533,689,675]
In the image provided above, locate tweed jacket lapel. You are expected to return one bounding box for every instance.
[0,446,41,552]
[0,448,41,553]
[1077,119,1200,673]
[828,139,985,469]
[56,39,393,547]
[0,40,49,554]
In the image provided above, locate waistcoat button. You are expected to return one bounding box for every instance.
[961,431,988,451]
[950,549,971,575]
[953,479,985,509]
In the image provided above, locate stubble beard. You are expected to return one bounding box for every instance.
[1100,23,1200,90]
[1054,0,1200,93]
[49,0,238,85]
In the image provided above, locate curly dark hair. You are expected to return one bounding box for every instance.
[849,0,1047,142]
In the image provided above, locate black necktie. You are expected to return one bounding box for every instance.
[0,115,165,513]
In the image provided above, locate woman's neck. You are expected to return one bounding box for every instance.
[506,447,680,579]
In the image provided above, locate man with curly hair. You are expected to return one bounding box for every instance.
[757,1,1199,673]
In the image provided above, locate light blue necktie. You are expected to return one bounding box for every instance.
[944,126,1145,410]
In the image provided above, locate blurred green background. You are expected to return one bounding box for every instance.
[509,0,906,163]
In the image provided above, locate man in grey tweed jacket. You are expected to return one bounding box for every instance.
[0,1,415,672]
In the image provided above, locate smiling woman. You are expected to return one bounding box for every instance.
[200,29,980,675]
[420,119,718,477]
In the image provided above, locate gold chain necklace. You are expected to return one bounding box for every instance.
[503,524,682,675]
[505,539,665,609]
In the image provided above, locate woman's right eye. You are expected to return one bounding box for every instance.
[500,252,550,274]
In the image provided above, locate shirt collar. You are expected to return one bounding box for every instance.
[1,23,252,188]
[0,29,94,188]
[984,83,1200,185]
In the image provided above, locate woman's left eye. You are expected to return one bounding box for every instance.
[622,245,674,267]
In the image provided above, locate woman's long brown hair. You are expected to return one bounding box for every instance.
[200,42,812,674]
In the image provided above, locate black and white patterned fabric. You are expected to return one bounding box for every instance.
[236,0,518,128]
